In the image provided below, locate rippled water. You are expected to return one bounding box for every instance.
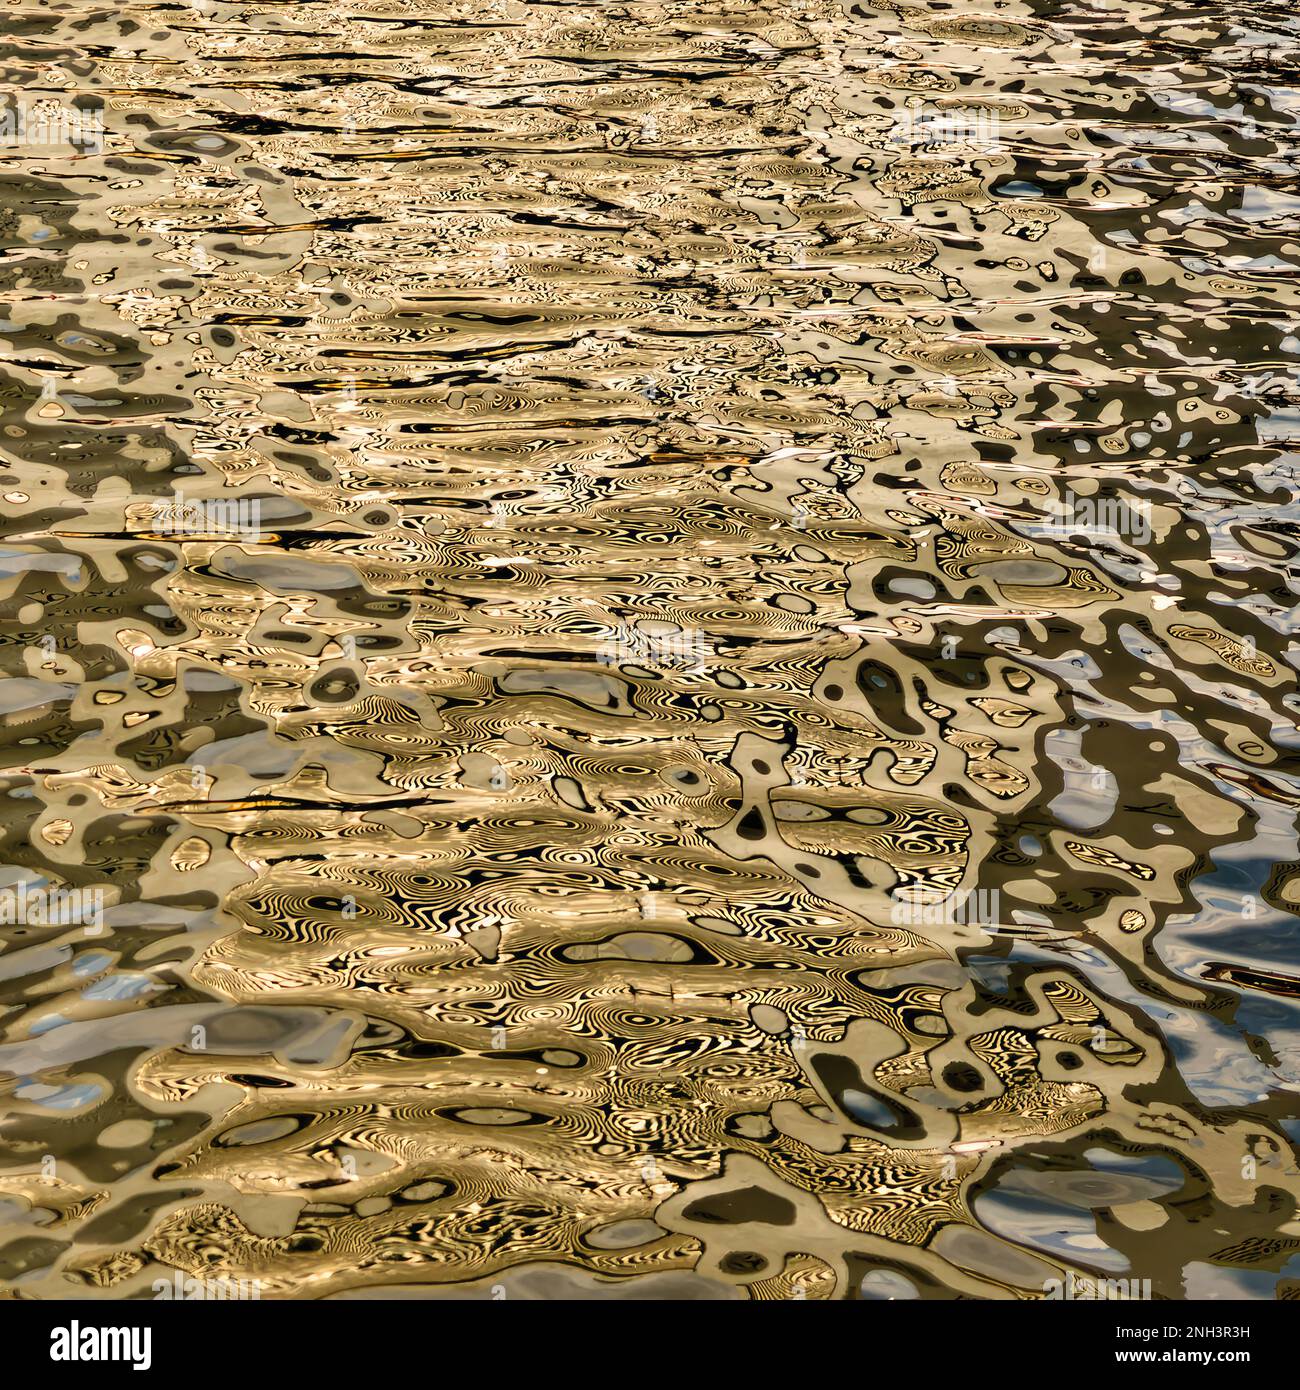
[1,0,1299,1302]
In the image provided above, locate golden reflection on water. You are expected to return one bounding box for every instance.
[1,0,1299,1301]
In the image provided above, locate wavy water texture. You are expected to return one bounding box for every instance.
[0,0,1298,1302]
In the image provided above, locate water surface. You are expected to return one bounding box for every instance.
[1,0,1299,1301]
